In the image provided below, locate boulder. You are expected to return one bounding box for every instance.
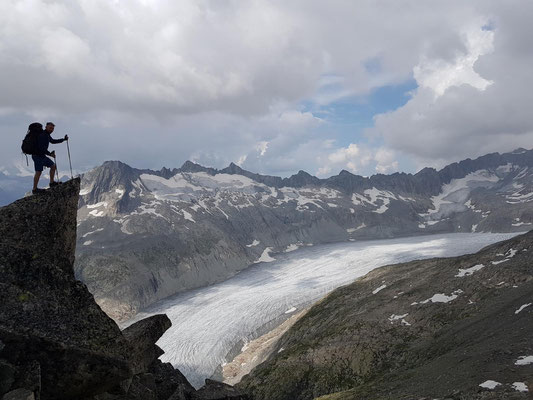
[122,315,171,374]
[148,361,195,400]
[194,379,250,400]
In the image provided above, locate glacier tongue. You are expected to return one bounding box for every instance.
[127,232,517,388]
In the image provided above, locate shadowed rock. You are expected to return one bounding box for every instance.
[0,179,132,399]
[122,314,171,374]
[194,379,249,400]
[0,179,251,400]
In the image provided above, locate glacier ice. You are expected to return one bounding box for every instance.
[128,232,517,388]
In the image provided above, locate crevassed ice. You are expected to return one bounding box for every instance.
[126,232,517,388]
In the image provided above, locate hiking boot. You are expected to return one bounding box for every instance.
[32,188,46,194]
[49,181,62,187]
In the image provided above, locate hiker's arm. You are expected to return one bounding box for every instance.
[49,137,65,144]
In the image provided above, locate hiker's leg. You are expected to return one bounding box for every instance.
[50,164,57,184]
[33,171,41,191]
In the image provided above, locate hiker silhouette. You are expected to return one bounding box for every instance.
[28,122,68,194]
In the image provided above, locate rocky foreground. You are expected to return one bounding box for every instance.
[0,179,249,400]
[237,230,533,399]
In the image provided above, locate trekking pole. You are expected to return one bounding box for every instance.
[53,153,60,182]
[66,137,73,179]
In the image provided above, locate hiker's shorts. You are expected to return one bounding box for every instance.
[32,155,55,172]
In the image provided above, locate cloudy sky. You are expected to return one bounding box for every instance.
[1,0,532,178]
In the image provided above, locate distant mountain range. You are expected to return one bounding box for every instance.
[72,148,533,321]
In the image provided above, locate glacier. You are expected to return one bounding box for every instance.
[127,232,518,388]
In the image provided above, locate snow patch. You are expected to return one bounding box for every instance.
[388,313,408,320]
[455,264,484,277]
[83,240,93,246]
[491,259,509,265]
[515,356,533,365]
[372,284,387,294]
[479,380,500,389]
[515,303,532,314]
[182,210,196,223]
[507,248,517,258]
[285,307,297,314]
[88,210,105,217]
[346,223,366,233]
[82,228,104,238]
[254,248,275,263]
[491,249,517,265]
[512,221,532,227]
[86,201,108,209]
[421,290,463,304]
[352,188,397,214]
[422,170,499,218]
[246,240,260,248]
[284,244,299,253]
[512,382,529,392]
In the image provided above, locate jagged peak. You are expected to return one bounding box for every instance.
[415,167,438,176]
[338,169,356,176]
[295,170,312,177]
[221,162,247,174]
[101,160,132,169]
[179,160,217,175]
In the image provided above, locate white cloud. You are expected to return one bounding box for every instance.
[414,23,494,97]
[0,1,531,178]
[256,141,269,157]
[316,144,396,177]
[370,2,533,168]
[374,148,399,174]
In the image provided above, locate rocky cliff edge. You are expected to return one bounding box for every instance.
[0,179,249,400]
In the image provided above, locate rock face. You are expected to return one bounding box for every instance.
[237,230,533,399]
[74,149,533,320]
[0,179,249,400]
[0,178,131,399]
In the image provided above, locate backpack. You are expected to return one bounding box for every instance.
[21,122,43,155]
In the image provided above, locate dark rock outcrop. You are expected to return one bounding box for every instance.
[0,179,131,399]
[238,230,533,399]
[122,315,171,374]
[194,380,249,400]
[0,180,250,400]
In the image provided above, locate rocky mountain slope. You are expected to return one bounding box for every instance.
[0,179,249,400]
[75,148,533,320]
[237,230,533,399]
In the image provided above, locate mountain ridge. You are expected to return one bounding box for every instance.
[75,148,533,320]
[90,148,533,198]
